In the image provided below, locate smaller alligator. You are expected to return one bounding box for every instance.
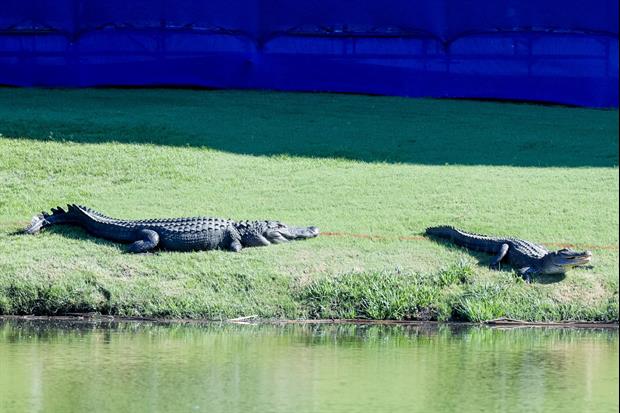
[425,226,592,282]
[24,205,319,253]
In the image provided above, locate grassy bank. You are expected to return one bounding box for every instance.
[0,88,618,321]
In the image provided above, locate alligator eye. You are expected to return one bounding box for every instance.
[567,256,575,260]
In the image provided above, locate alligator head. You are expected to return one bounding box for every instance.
[539,248,593,274]
[237,221,319,247]
[264,221,320,242]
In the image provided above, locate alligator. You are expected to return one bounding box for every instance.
[24,205,319,253]
[425,226,592,282]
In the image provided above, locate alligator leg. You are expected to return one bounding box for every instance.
[489,243,509,270]
[229,239,243,252]
[127,229,160,253]
[241,233,271,248]
[265,231,289,244]
[518,267,535,283]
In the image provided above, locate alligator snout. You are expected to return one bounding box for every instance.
[288,226,320,239]
[579,250,593,263]
[306,226,320,237]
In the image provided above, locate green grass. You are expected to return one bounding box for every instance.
[0,88,618,322]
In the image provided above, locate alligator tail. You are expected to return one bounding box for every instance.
[24,205,81,234]
[425,226,460,239]
[425,225,496,253]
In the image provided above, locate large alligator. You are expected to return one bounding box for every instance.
[425,226,592,282]
[24,205,319,252]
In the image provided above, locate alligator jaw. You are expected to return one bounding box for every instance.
[284,226,320,240]
[571,250,593,266]
[555,249,593,266]
[541,249,593,274]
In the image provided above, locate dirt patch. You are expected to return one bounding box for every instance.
[321,231,618,251]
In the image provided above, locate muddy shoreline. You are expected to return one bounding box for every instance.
[2,314,617,329]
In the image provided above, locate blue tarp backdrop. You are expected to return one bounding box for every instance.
[0,0,617,107]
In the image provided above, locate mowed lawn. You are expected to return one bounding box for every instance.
[0,88,618,321]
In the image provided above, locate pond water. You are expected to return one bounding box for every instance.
[0,319,617,413]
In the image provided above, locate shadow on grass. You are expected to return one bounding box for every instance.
[1,88,617,167]
[14,226,239,255]
[535,273,567,284]
[23,226,127,251]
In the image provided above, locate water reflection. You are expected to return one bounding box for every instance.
[0,320,617,413]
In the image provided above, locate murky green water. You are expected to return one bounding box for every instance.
[0,320,617,413]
